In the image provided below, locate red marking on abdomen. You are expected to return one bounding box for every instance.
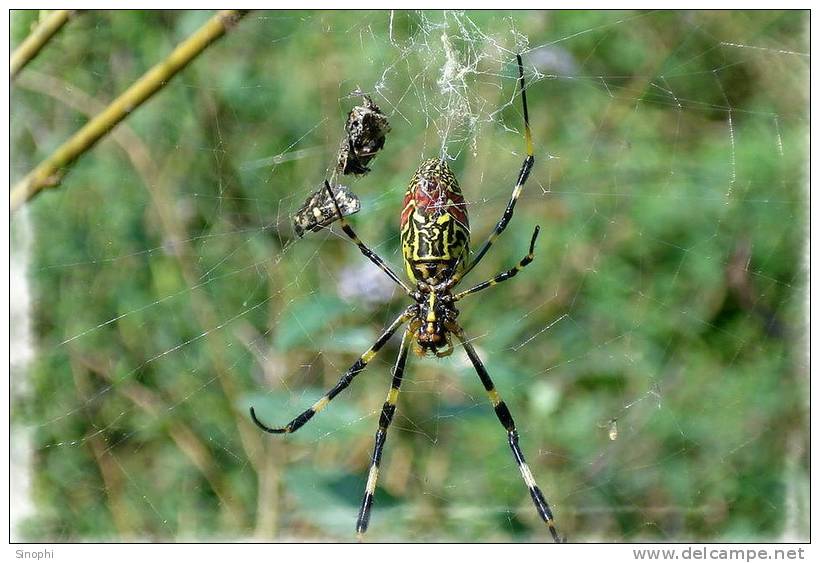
[401,178,469,229]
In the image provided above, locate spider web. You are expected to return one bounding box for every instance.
[10,10,809,543]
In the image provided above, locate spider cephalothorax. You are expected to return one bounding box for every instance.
[409,290,458,357]
[251,55,563,542]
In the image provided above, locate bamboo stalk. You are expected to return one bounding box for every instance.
[10,10,74,79]
[10,9,249,212]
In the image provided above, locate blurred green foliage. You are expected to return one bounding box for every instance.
[11,10,807,542]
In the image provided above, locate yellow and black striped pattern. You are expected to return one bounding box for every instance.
[456,328,563,542]
[355,326,412,538]
[454,225,540,301]
[450,54,535,286]
[400,159,470,285]
[401,211,470,284]
[320,181,413,295]
[249,310,412,434]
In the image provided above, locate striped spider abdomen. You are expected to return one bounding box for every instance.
[400,158,471,286]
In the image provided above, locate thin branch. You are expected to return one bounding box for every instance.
[10,9,249,212]
[17,69,156,189]
[10,10,74,79]
[18,68,267,477]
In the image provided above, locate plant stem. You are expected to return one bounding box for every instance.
[10,10,74,79]
[10,9,249,213]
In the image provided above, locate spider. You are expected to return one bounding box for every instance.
[250,54,563,542]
